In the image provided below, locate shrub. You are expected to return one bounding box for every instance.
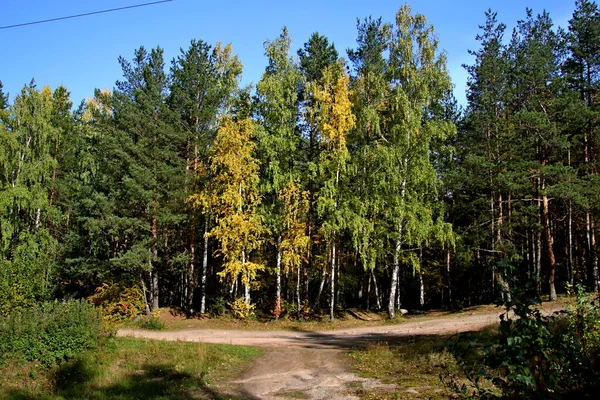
[137,317,165,330]
[228,297,255,320]
[447,287,600,398]
[87,283,146,322]
[568,285,600,372]
[210,296,228,317]
[0,300,101,367]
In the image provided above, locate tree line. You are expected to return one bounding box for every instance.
[1,1,599,320]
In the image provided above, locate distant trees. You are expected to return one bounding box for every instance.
[1,1,598,318]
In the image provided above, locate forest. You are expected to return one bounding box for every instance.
[1,0,600,324]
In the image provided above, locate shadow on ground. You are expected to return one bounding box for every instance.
[7,357,257,400]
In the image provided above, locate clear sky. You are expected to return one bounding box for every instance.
[0,0,577,108]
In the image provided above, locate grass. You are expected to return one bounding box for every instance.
[0,337,262,399]
[347,326,501,400]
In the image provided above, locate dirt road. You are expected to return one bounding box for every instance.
[118,304,563,399]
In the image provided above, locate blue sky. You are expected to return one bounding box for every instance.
[1,0,577,108]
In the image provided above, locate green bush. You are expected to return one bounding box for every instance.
[447,287,600,398]
[0,300,101,367]
[137,316,165,330]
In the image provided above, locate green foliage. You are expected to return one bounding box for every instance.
[0,300,100,367]
[448,289,600,398]
[568,285,600,370]
[137,316,165,330]
[87,283,146,322]
[209,296,228,317]
[280,299,313,321]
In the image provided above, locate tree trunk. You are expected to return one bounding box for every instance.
[314,245,329,309]
[296,264,301,310]
[536,229,542,295]
[151,214,159,310]
[371,269,381,311]
[591,216,600,293]
[243,250,250,302]
[447,248,452,307]
[389,225,402,319]
[276,236,282,319]
[187,217,195,312]
[366,272,371,310]
[419,270,424,308]
[200,217,209,314]
[330,240,336,322]
[542,193,557,300]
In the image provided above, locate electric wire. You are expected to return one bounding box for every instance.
[0,0,174,30]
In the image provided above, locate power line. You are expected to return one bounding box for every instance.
[0,0,174,30]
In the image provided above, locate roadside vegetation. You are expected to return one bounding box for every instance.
[0,337,261,400]
[349,288,600,399]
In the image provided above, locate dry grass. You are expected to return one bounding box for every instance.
[122,300,570,332]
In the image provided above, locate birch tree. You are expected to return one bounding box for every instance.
[310,62,355,321]
[204,117,263,303]
[384,5,455,318]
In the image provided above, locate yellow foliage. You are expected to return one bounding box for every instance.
[87,283,146,322]
[202,117,264,285]
[310,64,356,151]
[280,180,310,275]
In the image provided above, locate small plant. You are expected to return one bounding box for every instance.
[137,317,165,330]
[210,296,228,317]
[228,297,255,320]
[272,296,283,319]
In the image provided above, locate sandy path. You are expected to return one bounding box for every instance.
[117,304,564,399]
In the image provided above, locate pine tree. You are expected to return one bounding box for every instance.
[457,10,515,300]
[170,39,242,312]
[109,46,183,310]
[508,10,569,300]
[565,0,600,292]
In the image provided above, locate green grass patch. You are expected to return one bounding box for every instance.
[347,328,500,399]
[0,337,262,399]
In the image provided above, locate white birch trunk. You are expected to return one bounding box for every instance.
[419,270,424,307]
[243,249,250,301]
[330,241,336,322]
[276,236,282,318]
[200,218,209,314]
[372,269,381,311]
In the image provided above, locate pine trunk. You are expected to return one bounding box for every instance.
[542,193,557,300]
[151,214,159,310]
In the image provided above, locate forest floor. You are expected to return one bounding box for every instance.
[117,300,566,399]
